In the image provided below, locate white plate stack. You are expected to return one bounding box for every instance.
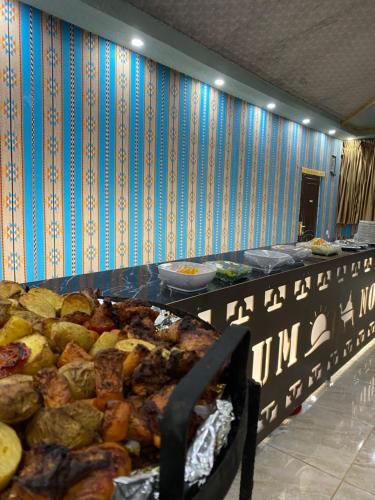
[355,220,375,244]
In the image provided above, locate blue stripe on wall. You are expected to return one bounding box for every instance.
[213,92,227,254]
[228,98,241,250]
[241,104,254,249]
[108,41,116,269]
[62,22,72,276]
[254,108,267,247]
[176,73,190,260]
[286,122,298,241]
[196,83,210,256]
[276,120,288,242]
[265,114,278,245]
[73,26,83,274]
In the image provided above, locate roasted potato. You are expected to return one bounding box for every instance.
[27,287,63,313]
[0,281,23,300]
[115,338,156,354]
[0,422,22,492]
[50,322,98,352]
[19,334,55,375]
[61,293,94,318]
[26,401,103,449]
[0,316,32,345]
[57,341,93,367]
[19,293,56,319]
[90,330,120,356]
[59,361,96,400]
[123,344,150,378]
[0,300,11,328]
[0,374,40,423]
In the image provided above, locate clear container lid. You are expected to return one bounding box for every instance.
[214,260,252,281]
[244,249,294,274]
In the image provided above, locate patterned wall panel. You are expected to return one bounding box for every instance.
[0,0,343,282]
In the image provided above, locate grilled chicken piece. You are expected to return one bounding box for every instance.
[131,349,171,396]
[113,303,158,329]
[11,442,131,500]
[127,396,153,445]
[34,367,72,407]
[94,349,125,409]
[122,315,156,340]
[166,348,200,378]
[86,300,118,334]
[102,400,131,442]
[64,443,131,500]
[61,311,91,326]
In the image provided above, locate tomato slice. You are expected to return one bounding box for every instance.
[0,342,31,378]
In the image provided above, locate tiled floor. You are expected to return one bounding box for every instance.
[226,340,375,499]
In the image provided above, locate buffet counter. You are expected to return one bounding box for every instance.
[29,246,375,440]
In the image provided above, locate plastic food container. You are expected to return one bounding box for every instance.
[271,245,312,259]
[243,250,294,274]
[158,261,216,292]
[214,260,252,283]
[310,244,341,256]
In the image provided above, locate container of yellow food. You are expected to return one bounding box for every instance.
[158,261,216,292]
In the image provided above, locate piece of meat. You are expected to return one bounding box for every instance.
[61,311,91,326]
[57,341,92,367]
[64,443,131,500]
[131,349,171,396]
[139,385,176,439]
[86,301,118,334]
[166,348,200,378]
[14,443,110,499]
[102,400,131,442]
[127,396,153,445]
[178,328,219,358]
[113,302,158,328]
[94,348,125,409]
[122,315,156,340]
[34,367,72,407]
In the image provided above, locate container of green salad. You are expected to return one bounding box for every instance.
[213,260,252,283]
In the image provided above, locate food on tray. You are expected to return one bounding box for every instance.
[214,260,252,282]
[297,238,340,256]
[158,261,216,291]
[0,282,221,498]
[175,264,200,274]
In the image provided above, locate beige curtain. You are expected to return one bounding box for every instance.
[337,139,375,224]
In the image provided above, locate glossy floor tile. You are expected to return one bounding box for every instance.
[344,429,375,494]
[266,403,372,478]
[225,341,375,499]
[333,482,375,500]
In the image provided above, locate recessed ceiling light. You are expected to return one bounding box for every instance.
[302,118,311,125]
[131,38,144,48]
[214,78,224,86]
[328,129,336,135]
[267,102,276,110]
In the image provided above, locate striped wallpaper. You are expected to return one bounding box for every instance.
[0,0,343,282]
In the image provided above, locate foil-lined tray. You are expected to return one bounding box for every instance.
[113,399,234,500]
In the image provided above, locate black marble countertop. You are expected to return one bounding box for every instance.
[26,245,375,306]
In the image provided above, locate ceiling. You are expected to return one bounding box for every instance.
[128,0,375,134]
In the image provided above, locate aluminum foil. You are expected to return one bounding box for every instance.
[113,399,234,500]
[152,307,181,329]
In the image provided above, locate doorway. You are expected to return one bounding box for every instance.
[298,173,320,241]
